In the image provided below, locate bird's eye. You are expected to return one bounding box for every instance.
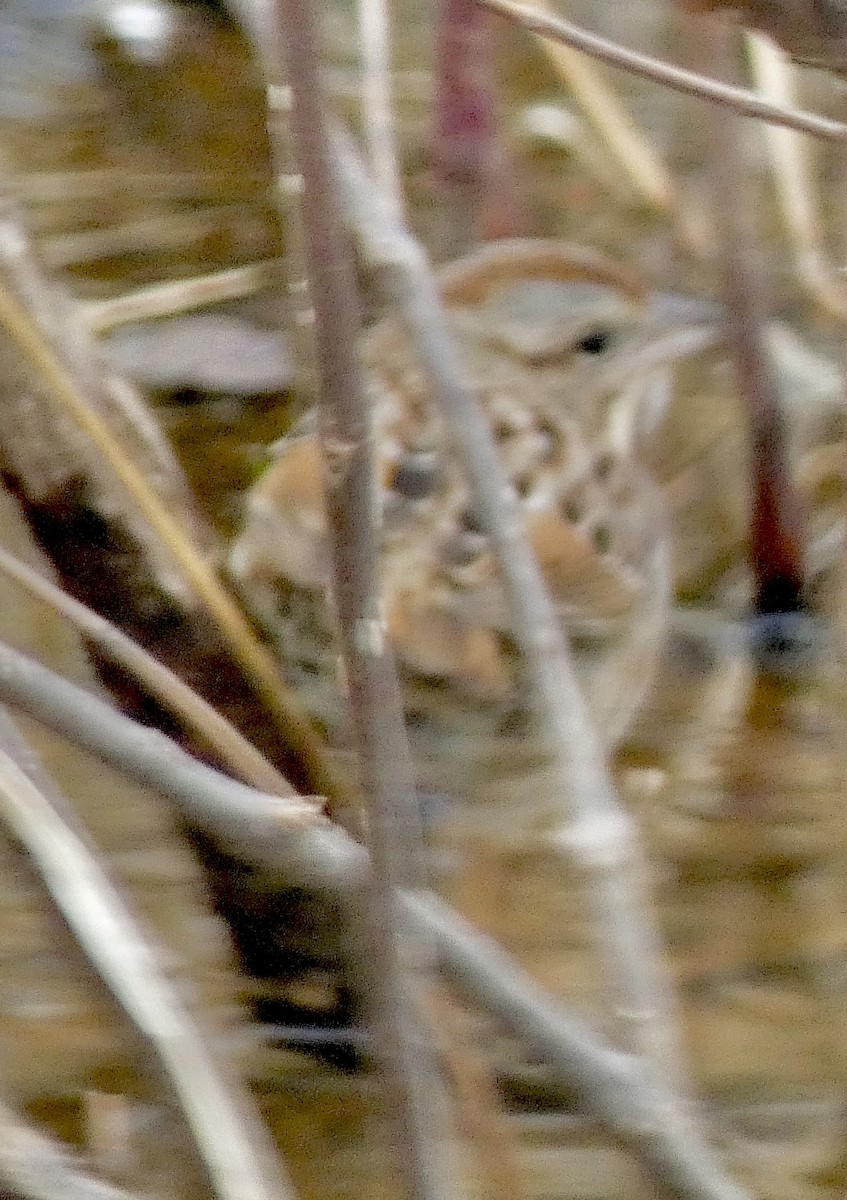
[577,329,612,356]
[390,452,440,500]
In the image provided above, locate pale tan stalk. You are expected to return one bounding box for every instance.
[0,636,751,1200]
[0,542,304,798]
[83,260,284,334]
[472,0,847,140]
[531,6,709,257]
[0,1099,141,1200]
[0,711,298,1200]
[0,265,340,801]
[358,0,405,216]
[746,32,847,318]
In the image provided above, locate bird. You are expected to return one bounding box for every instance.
[228,239,847,824]
[226,239,847,1163]
[227,238,725,818]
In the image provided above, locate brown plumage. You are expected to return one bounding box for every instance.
[230,241,847,825]
[229,239,691,812]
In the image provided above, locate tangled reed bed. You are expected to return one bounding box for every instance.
[0,3,845,1200]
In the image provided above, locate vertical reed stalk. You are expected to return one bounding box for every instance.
[246,0,459,1195]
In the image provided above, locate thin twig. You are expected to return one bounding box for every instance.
[82,260,285,334]
[0,1099,145,1200]
[529,3,709,257]
[0,1098,141,1200]
[408,893,750,1200]
[224,1,322,414]
[0,640,342,886]
[11,169,267,204]
[0,196,342,803]
[331,120,691,1104]
[40,206,256,270]
[0,641,750,1200]
[0,542,299,796]
[262,85,320,416]
[0,709,298,1200]
[470,0,847,141]
[262,0,458,1194]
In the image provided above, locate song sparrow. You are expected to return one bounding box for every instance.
[229,239,847,819]
[228,240,721,816]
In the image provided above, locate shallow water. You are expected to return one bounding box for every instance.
[0,3,846,1198]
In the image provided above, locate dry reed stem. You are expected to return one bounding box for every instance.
[0,543,304,797]
[261,0,459,1194]
[420,983,527,1200]
[256,84,322,418]
[39,206,254,270]
[0,1097,142,1200]
[358,0,405,217]
[330,119,689,1105]
[0,640,348,888]
[82,260,285,334]
[0,639,750,1200]
[0,202,343,804]
[0,709,298,1200]
[223,0,322,415]
[12,169,267,204]
[471,0,847,140]
[529,5,710,258]
[260,86,320,415]
[746,33,847,318]
[411,893,750,1200]
[0,191,214,563]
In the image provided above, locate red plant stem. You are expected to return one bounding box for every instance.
[433,0,498,184]
[701,19,806,613]
[432,0,519,243]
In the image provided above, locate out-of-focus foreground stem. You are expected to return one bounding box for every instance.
[249,0,459,1195]
[0,638,751,1200]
